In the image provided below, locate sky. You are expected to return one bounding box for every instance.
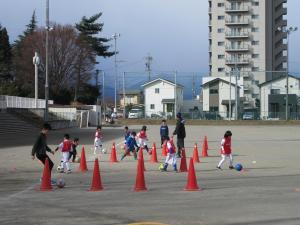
[0,0,300,95]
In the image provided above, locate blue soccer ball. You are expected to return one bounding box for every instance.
[235,163,243,171]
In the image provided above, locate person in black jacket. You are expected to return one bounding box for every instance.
[31,123,55,171]
[173,113,186,158]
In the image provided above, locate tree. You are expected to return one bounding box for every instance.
[13,24,95,103]
[13,11,37,53]
[0,24,12,84]
[76,13,114,58]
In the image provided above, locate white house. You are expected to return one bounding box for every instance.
[142,78,184,118]
[260,75,300,120]
[202,77,244,119]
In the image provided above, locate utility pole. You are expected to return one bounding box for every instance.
[45,0,50,121]
[112,33,121,113]
[174,71,177,119]
[229,71,232,121]
[234,64,239,120]
[145,53,153,81]
[95,69,100,105]
[123,72,126,118]
[192,74,196,99]
[102,71,105,119]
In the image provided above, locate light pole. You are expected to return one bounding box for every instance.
[33,52,40,108]
[112,33,121,113]
[278,26,298,120]
[45,0,50,121]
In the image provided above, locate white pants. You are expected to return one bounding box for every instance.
[94,138,102,151]
[165,153,177,166]
[217,154,233,168]
[60,152,70,171]
[138,138,147,147]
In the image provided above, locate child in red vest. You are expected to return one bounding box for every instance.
[94,125,105,154]
[137,125,150,154]
[160,136,177,172]
[217,130,234,170]
[55,134,72,173]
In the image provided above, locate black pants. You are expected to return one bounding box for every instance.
[177,138,185,156]
[36,154,54,171]
[68,151,77,162]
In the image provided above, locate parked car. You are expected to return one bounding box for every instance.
[128,109,144,119]
[242,112,254,120]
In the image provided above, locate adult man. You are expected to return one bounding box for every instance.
[31,123,55,171]
[173,113,186,158]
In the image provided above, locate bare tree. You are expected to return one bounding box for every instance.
[13,24,95,101]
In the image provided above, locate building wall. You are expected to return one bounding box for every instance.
[260,77,300,118]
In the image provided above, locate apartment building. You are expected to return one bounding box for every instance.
[208,0,287,112]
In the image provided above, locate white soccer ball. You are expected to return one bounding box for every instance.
[102,148,107,154]
[56,165,62,172]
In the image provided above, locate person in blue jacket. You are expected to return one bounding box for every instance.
[121,132,139,160]
[160,119,169,147]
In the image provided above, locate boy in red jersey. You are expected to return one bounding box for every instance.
[217,130,234,170]
[55,134,72,173]
[137,125,150,154]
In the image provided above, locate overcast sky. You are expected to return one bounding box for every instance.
[1,0,299,77]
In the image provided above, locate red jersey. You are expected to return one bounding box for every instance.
[138,130,147,139]
[62,140,72,152]
[95,131,103,139]
[221,137,231,155]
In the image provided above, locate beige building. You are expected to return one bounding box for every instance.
[208,0,287,111]
[119,90,143,107]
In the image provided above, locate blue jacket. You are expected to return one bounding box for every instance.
[160,125,169,137]
[124,131,131,140]
[125,136,138,150]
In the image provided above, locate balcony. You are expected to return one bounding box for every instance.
[225,31,249,39]
[225,57,251,65]
[225,18,249,25]
[208,7,212,14]
[275,19,287,29]
[275,7,287,19]
[225,44,250,52]
[274,44,287,57]
[225,5,249,13]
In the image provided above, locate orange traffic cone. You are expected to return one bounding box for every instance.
[204,136,209,151]
[162,141,167,156]
[133,151,148,192]
[40,158,52,191]
[79,146,88,172]
[150,143,158,163]
[202,138,208,157]
[193,143,200,163]
[184,158,200,191]
[90,158,103,191]
[179,148,188,172]
[110,142,118,163]
[138,147,146,171]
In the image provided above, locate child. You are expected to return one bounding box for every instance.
[217,130,234,170]
[94,125,105,154]
[121,132,139,160]
[68,137,79,163]
[55,134,72,173]
[160,136,177,172]
[160,119,169,147]
[124,126,131,141]
[31,123,55,171]
[137,125,150,153]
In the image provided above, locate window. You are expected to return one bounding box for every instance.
[252,67,259,72]
[251,27,259,32]
[218,16,225,20]
[252,54,259,59]
[210,89,219,94]
[218,67,225,72]
[218,3,224,7]
[271,89,280,95]
[252,2,259,6]
[252,41,259,45]
[218,55,225,59]
[150,104,155,109]
[251,15,259,19]
[218,42,225,46]
[210,106,219,112]
[218,28,224,33]
[155,88,159,94]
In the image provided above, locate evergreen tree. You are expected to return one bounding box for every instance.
[76,13,114,58]
[0,24,12,82]
[14,11,37,50]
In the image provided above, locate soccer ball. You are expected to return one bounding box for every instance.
[235,163,243,171]
[102,148,107,154]
[56,178,66,188]
[159,163,164,171]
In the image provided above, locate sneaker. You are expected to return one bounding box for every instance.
[216,166,222,170]
[59,169,64,173]
[66,170,72,174]
[229,166,234,170]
